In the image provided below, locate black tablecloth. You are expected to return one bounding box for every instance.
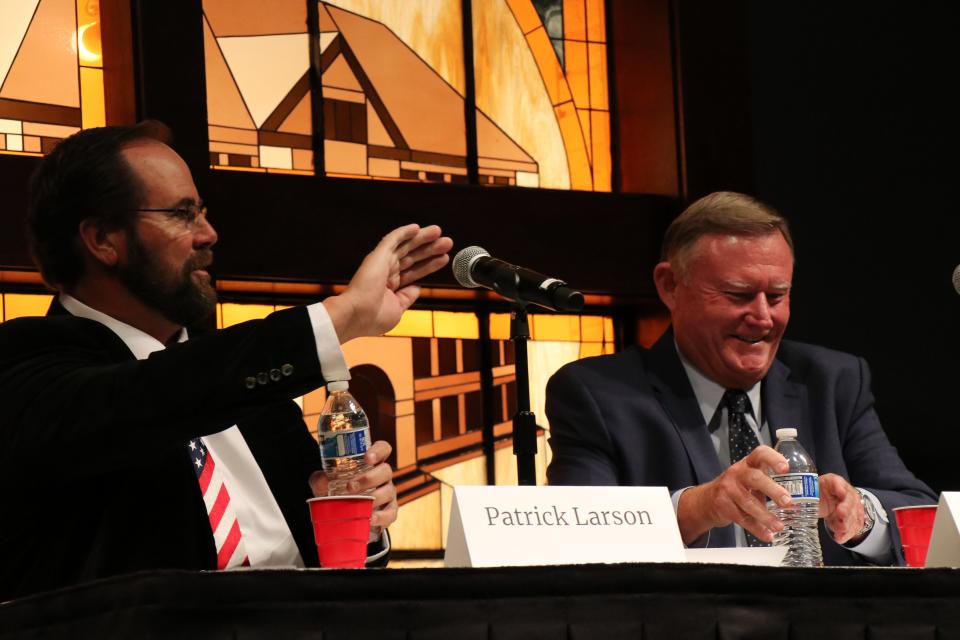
[2,563,959,639]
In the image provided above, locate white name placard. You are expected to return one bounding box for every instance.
[444,485,684,568]
[925,492,960,568]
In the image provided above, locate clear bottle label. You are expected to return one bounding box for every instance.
[770,472,819,502]
[319,428,370,460]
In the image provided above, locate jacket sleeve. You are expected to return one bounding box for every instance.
[545,363,621,486]
[0,306,327,477]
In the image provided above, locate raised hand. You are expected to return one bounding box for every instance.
[324,224,453,343]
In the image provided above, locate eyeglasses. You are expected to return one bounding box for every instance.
[136,202,208,227]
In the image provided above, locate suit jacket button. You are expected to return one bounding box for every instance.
[257,372,269,385]
[270,368,282,382]
[281,364,294,377]
[244,376,257,389]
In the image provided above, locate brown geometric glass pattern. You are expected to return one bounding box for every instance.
[1,0,104,157]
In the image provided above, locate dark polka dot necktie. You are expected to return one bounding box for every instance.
[724,389,770,547]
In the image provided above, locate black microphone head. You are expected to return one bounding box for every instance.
[452,246,490,288]
[953,264,960,296]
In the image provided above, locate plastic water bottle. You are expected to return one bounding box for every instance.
[317,381,372,495]
[767,428,823,567]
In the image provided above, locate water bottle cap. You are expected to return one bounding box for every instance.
[327,380,349,392]
[776,427,798,439]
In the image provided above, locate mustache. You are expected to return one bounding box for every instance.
[185,249,214,272]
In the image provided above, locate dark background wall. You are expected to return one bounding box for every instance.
[725,3,957,492]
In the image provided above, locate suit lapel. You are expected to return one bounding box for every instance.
[645,333,725,486]
[762,358,815,460]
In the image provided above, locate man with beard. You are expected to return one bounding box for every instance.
[545,191,935,565]
[0,122,452,599]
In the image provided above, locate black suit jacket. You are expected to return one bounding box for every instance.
[545,331,936,565]
[0,303,346,600]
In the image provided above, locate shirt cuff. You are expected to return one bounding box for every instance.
[307,302,351,383]
[672,487,710,548]
[842,488,892,563]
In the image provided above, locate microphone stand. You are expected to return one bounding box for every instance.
[510,304,537,486]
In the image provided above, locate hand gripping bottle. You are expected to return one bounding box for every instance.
[767,428,823,567]
[317,381,372,495]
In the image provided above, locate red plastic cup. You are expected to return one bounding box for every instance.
[307,495,374,569]
[893,505,938,567]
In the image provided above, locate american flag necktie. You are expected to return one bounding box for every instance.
[723,389,771,548]
[188,438,250,569]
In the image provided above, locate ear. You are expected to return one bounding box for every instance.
[78,219,125,268]
[653,261,679,311]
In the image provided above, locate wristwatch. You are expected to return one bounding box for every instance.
[855,488,876,538]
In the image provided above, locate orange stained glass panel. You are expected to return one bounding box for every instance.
[203,0,306,37]
[203,17,256,130]
[278,93,312,135]
[579,342,602,358]
[563,0,587,41]
[580,315,604,342]
[325,4,466,159]
[603,317,614,341]
[0,0,79,107]
[489,313,511,340]
[587,42,608,109]
[292,148,313,171]
[385,309,433,338]
[3,293,53,320]
[531,314,580,342]
[22,122,79,137]
[526,26,571,106]
[23,135,40,152]
[220,302,274,328]
[367,102,393,146]
[577,108,591,162]
[432,311,479,339]
[208,125,258,144]
[585,0,606,42]
[603,342,615,354]
[590,109,611,191]
[76,0,102,68]
[80,66,105,129]
[324,139,367,175]
[554,101,592,190]
[564,39,589,109]
[505,0,542,34]
[324,55,363,92]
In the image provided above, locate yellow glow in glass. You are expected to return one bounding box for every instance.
[80,67,105,129]
[531,314,580,342]
[432,311,479,340]
[488,313,511,340]
[580,315,604,342]
[384,309,434,337]
[220,303,275,328]
[3,294,53,320]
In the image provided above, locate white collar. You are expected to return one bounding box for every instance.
[674,341,762,427]
[60,293,188,361]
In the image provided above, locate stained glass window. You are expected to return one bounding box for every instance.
[202,0,610,189]
[0,0,104,157]
[473,0,610,191]
[202,0,314,174]
[0,292,53,320]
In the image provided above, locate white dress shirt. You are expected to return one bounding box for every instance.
[60,294,388,567]
[670,344,891,562]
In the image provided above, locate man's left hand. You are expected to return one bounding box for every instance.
[309,440,398,534]
[819,473,865,544]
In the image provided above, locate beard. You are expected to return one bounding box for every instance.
[118,229,217,329]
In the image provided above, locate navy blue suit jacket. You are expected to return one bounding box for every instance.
[546,332,936,565]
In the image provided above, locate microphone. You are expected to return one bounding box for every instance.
[452,246,584,312]
[953,264,960,295]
